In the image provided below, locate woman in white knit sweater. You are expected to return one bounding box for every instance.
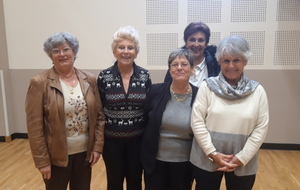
[190,36,269,190]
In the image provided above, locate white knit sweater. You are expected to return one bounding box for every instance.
[190,81,269,176]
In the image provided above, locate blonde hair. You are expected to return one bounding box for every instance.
[111,26,140,53]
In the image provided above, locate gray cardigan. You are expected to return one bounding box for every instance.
[141,82,198,174]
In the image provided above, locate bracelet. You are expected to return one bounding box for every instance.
[208,151,217,162]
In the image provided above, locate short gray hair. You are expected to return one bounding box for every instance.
[215,36,252,62]
[43,32,79,57]
[111,26,140,53]
[168,48,194,68]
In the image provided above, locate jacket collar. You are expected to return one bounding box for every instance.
[48,67,61,91]
[47,67,89,95]
[76,68,89,96]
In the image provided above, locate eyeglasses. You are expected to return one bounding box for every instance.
[170,62,190,69]
[51,47,72,56]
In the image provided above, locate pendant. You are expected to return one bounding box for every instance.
[70,90,74,94]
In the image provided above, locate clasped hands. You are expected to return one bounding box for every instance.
[209,152,243,172]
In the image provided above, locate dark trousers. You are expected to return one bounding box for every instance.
[44,151,91,190]
[102,137,143,190]
[144,160,193,190]
[193,166,255,190]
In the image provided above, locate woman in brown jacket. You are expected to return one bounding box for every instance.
[25,32,105,190]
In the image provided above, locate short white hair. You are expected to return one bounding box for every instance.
[215,36,252,62]
[111,26,140,53]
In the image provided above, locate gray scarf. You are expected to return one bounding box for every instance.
[205,72,259,100]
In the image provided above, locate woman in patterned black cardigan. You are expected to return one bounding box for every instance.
[97,26,152,190]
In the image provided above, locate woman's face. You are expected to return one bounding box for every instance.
[169,56,192,82]
[113,39,137,66]
[50,42,75,70]
[185,31,207,60]
[219,54,247,85]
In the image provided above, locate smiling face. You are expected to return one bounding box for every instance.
[113,39,137,66]
[50,42,75,71]
[169,56,192,82]
[219,54,247,85]
[185,31,207,60]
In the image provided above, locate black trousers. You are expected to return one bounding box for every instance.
[144,160,193,190]
[44,151,91,190]
[193,165,255,190]
[102,137,143,190]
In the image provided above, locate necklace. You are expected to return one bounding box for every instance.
[61,79,76,94]
[58,69,78,94]
[170,85,191,102]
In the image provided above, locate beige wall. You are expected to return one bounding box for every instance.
[1,0,300,144]
[8,69,300,144]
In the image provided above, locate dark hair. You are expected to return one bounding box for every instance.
[168,48,194,68]
[183,22,211,45]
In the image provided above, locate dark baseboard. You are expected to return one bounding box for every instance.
[0,133,28,142]
[11,133,28,140]
[260,143,300,151]
[0,134,300,151]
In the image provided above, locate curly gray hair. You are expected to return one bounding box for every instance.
[43,32,79,57]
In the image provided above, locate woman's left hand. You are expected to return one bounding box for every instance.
[228,156,243,167]
[218,155,243,172]
[89,151,101,167]
[210,152,238,172]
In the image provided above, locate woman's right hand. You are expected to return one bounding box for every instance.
[38,165,51,179]
[209,152,238,172]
